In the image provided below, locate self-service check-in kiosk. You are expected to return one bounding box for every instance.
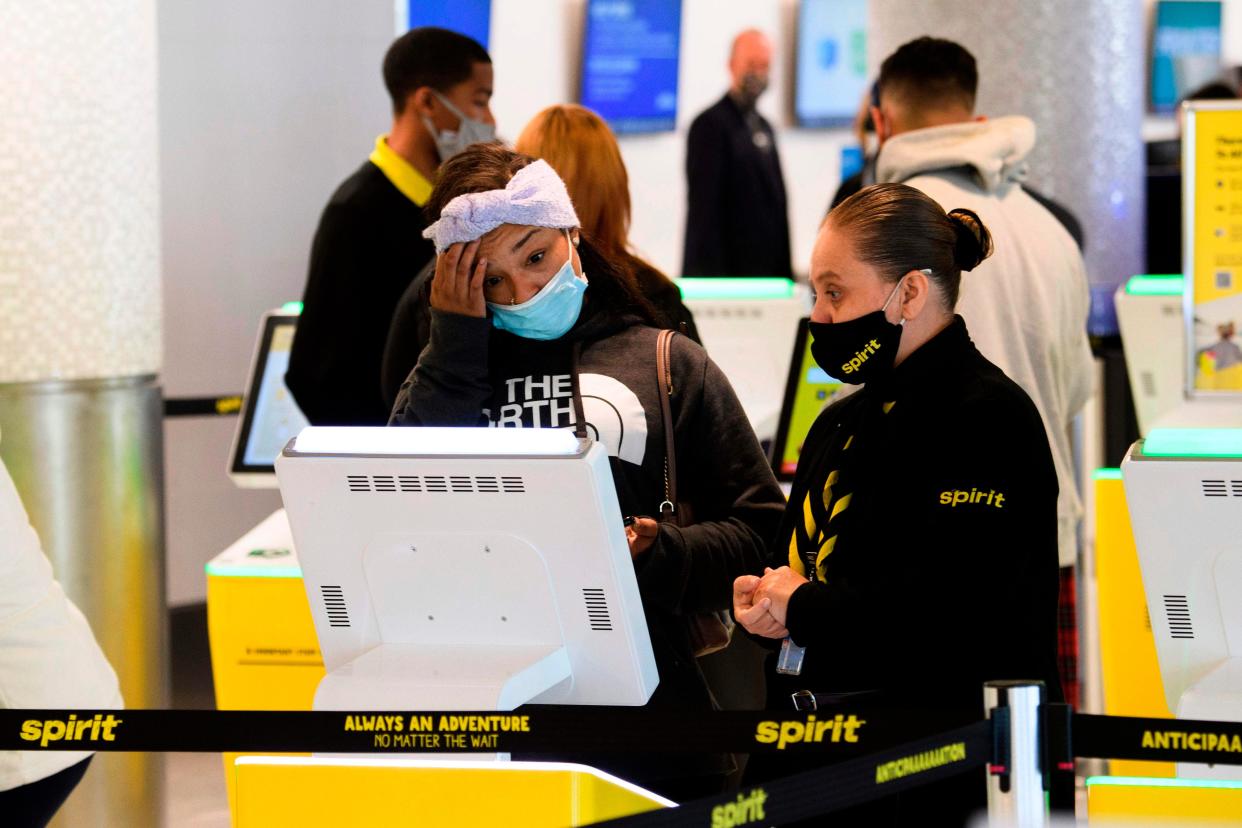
[207,314,671,825]
[674,277,811,445]
[275,426,658,714]
[1114,101,1242,790]
[1124,424,1242,780]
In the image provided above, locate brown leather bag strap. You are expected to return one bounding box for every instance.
[656,329,678,523]
[569,341,588,440]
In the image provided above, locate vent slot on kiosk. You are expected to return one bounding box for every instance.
[345,474,528,495]
[1202,480,1228,497]
[321,585,351,628]
[1163,594,1194,639]
[583,588,612,631]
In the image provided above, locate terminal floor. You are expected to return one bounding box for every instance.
[167,603,230,828]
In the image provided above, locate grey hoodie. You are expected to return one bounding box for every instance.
[874,115,1093,569]
[877,115,1036,193]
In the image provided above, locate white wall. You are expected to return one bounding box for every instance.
[158,0,395,605]
[489,0,852,280]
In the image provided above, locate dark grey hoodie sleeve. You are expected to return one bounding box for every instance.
[634,339,786,614]
[388,309,492,426]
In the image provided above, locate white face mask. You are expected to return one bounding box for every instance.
[422,91,496,162]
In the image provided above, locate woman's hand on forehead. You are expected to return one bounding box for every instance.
[429,239,487,318]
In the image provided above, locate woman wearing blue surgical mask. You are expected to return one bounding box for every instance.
[733,183,1062,826]
[389,144,785,801]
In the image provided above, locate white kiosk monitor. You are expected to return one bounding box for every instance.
[674,277,812,444]
[275,426,659,712]
[229,308,310,487]
[1123,427,1242,779]
[1115,274,1186,434]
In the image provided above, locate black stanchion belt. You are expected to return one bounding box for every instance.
[0,706,973,757]
[1074,712,1242,766]
[163,395,242,417]
[585,721,993,828]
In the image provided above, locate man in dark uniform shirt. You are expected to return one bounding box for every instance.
[285,28,494,425]
[682,29,792,279]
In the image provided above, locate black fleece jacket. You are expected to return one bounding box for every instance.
[286,161,434,426]
[389,299,786,786]
[764,317,1062,711]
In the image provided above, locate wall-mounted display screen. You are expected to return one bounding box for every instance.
[1150,0,1222,113]
[795,0,869,128]
[580,0,682,134]
[400,0,492,48]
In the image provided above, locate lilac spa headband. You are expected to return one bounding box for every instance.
[422,159,581,253]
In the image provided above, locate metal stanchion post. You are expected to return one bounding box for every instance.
[985,681,1048,828]
[1041,702,1075,816]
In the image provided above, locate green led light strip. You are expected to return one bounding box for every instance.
[205,563,303,579]
[1087,775,1242,790]
[672,277,795,300]
[281,301,304,315]
[1124,274,1184,296]
[1093,467,1123,480]
[1142,428,1242,458]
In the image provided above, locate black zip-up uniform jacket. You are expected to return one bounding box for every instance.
[771,316,1061,702]
[389,300,786,794]
[751,317,1062,824]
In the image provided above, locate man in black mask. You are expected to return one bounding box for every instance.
[682,29,792,279]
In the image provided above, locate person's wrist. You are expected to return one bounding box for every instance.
[783,581,816,636]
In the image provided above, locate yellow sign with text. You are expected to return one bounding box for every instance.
[1190,105,1242,391]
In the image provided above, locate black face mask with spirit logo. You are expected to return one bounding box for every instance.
[808,279,905,385]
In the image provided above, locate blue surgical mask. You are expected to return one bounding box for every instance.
[488,232,587,340]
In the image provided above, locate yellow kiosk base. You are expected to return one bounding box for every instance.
[1093,471,1175,778]
[1087,776,1242,824]
[208,511,670,826]
[234,757,671,827]
[206,509,323,822]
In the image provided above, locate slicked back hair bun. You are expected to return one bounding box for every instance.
[829,183,996,309]
[947,208,993,271]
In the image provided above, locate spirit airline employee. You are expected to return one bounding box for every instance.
[390,144,785,801]
[734,183,1061,824]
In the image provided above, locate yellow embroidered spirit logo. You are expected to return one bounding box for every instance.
[939,488,1005,509]
[840,339,882,374]
[710,788,768,828]
[20,714,122,747]
[754,713,866,750]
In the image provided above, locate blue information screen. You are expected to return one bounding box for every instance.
[1150,0,1222,113]
[403,0,491,49]
[581,0,682,134]
[795,0,869,128]
[840,145,864,180]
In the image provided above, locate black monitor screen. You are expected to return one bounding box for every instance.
[230,314,309,477]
